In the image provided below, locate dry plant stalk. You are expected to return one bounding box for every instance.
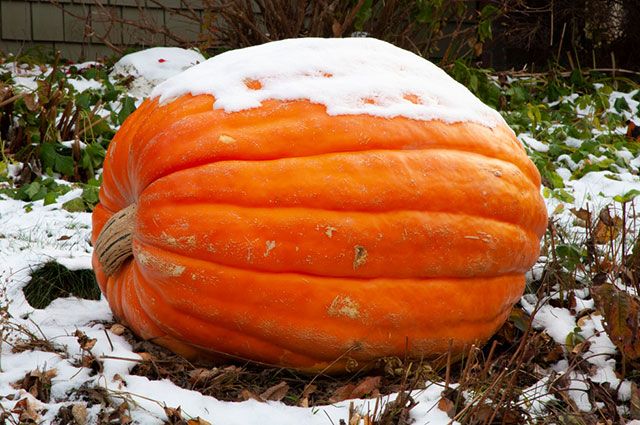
[54,0,509,64]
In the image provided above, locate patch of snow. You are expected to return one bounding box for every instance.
[519,134,549,152]
[71,61,102,70]
[521,295,576,345]
[110,47,205,99]
[519,376,557,417]
[67,77,103,92]
[566,372,592,412]
[152,38,506,128]
[555,167,572,181]
[608,90,640,121]
[615,148,634,162]
[569,171,640,208]
[12,76,38,91]
[557,154,580,171]
[60,140,88,150]
[564,136,584,148]
[7,162,23,178]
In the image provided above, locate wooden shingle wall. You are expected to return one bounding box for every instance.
[0,0,204,60]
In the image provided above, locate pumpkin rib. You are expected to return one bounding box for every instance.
[132,239,524,318]
[133,284,515,369]
[131,239,525,316]
[134,234,537,280]
[137,262,521,330]
[138,155,546,237]
[139,147,543,212]
[135,248,517,363]
[139,198,545,235]
[119,262,169,340]
[124,99,539,200]
[134,203,541,279]
[131,143,540,202]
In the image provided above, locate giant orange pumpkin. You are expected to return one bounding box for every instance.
[92,38,547,373]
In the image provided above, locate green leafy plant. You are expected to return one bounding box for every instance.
[0,53,132,186]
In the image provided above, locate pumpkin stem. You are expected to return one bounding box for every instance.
[94,204,137,276]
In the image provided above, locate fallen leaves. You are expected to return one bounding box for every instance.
[330,376,381,403]
[437,396,456,418]
[11,397,40,423]
[109,323,127,336]
[12,368,57,402]
[74,329,97,351]
[241,381,290,402]
[259,381,290,401]
[592,283,640,359]
[593,208,623,245]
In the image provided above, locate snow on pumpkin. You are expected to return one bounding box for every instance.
[151,37,506,127]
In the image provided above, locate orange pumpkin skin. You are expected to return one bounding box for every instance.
[92,94,547,372]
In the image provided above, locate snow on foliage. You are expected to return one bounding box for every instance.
[111,47,205,99]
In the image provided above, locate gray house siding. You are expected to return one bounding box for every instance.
[0,0,203,61]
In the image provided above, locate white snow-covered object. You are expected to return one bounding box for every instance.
[151,37,506,128]
[111,47,205,99]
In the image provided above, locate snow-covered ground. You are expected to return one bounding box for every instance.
[1,43,639,423]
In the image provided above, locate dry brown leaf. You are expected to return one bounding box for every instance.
[577,314,593,328]
[114,401,132,424]
[299,384,317,407]
[349,411,362,425]
[137,352,155,362]
[332,20,342,37]
[571,340,591,355]
[570,207,592,223]
[240,389,262,402]
[23,93,38,112]
[82,338,97,351]
[349,376,381,399]
[109,324,126,335]
[188,418,212,425]
[164,406,184,422]
[72,403,88,425]
[188,368,219,385]
[13,368,57,403]
[593,215,623,244]
[592,283,640,359]
[473,41,484,56]
[329,376,381,403]
[469,404,495,423]
[11,398,39,422]
[329,383,356,403]
[438,397,455,418]
[598,207,615,226]
[74,330,97,351]
[259,381,289,402]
